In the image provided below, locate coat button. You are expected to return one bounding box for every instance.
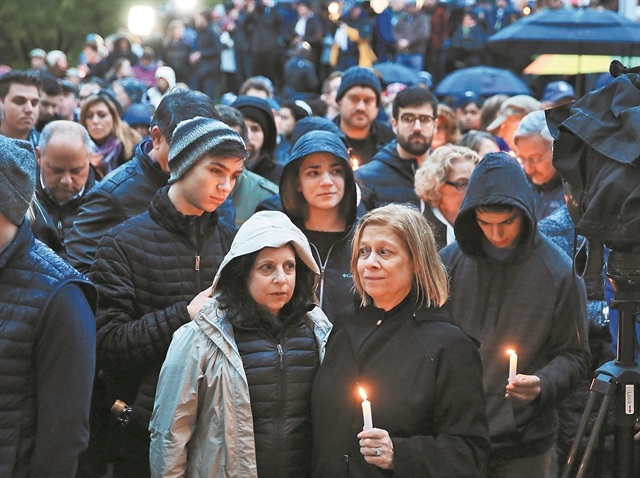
[216,333,221,338]
[343,454,349,463]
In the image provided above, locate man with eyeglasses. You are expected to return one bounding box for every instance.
[355,86,436,210]
[514,110,564,221]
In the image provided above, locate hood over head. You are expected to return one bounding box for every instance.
[454,152,537,259]
[231,95,278,156]
[212,211,319,290]
[279,130,358,228]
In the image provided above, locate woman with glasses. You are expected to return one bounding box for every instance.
[80,90,142,178]
[415,144,480,250]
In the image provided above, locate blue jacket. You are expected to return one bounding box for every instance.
[0,221,96,477]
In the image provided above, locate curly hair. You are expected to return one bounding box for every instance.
[414,144,480,207]
[216,245,318,327]
[435,104,461,145]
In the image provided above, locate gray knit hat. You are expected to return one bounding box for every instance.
[168,117,246,184]
[0,136,36,226]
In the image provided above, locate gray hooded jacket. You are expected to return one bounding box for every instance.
[149,211,332,477]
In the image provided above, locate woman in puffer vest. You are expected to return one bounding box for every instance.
[149,210,332,478]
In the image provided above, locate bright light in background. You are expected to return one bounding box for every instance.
[523,6,531,15]
[328,1,340,21]
[128,6,155,35]
[175,0,198,14]
[369,0,388,14]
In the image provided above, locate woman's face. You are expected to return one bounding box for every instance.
[298,152,345,215]
[432,116,453,149]
[438,159,475,215]
[85,101,114,142]
[117,60,133,78]
[279,108,296,137]
[247,245,297,316]
[356,225,414,311]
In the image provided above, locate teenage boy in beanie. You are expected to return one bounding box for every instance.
[90,117,246,477]
[0,135,96,477]
[333,66,395,165]
[232,95,282,184]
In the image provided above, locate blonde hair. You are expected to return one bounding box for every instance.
[80,94,142,161]
[436,104,461,145]
[351,204,449,308]
[415,144,480,207]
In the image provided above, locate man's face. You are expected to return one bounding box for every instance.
[84,45,100,64]
[322,76,342,111]
[338,86,378,132]
[391,104,435,157]
[457,102,481,133]
[515,134,556,186]
[0,83,40,139]
[56,91,78,120]
[36,135,90,203]
[31,56,45,70]
[156,77,170,94]
[173,155,244,215]
[244,118,265,162]
[39,92,60,123]
[244,87,269,99]
[476,209,522,249]
[79,83,100,103]
[280,107,296,137]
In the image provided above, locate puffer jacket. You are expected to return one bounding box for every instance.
[354,139,420,211]
[280,130,359,322]
[66,139,169,273]
[440,152,590,460]
[31,166,96,262]
[90,186,236,459]
[150,211,333,478]
[0,221,96,478]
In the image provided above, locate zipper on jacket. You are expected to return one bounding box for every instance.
[277,343,284,370]
[310,242,337,308]
[195,255,200,271]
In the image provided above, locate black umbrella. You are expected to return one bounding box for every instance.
[434,66,531,97]
[487,8,640,57]
[372,62,421,85]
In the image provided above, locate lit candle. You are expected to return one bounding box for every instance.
[507,349,517,384]
[351,156,360,171]
[359,387,373,430]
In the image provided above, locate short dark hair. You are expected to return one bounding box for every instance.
[0,70,42,100]
[80,76,110,89]
[476,204,516,214]
[392,87,438,121]
[40,74,62,97]
[216,245,317,326]
[151,89,219,142]
[208,140,249,162]
[215,104,248,142]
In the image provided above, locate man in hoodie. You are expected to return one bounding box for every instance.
[354,86,436,210]
[440,152,590,478]
[90,117,245,476]
[232,94,282,183]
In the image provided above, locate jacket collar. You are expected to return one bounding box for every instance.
[0,220,34,269]
[137,139,170,182]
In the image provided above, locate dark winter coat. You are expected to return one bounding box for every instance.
[31,167,96,262]
[530,172,564,221]
[244,4,285,54]
[422,205,448,251]
[0,221,96,478]
[89,186,236,461]
[312,295,490,477]
[440,152,590,460]
[234,310,320,477]
[66,140,169,274]
[354,139,419,210]
[332,115,395,166]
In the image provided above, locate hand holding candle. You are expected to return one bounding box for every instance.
[507,349,517,385]
[359,387,373,430]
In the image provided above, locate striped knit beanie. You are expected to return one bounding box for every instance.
[168,117,246,184]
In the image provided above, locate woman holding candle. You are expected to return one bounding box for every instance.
[149,211,332,477]
[311,204,490,477]
[279,130,359,322]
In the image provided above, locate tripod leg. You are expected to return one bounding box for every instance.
[562,390,599,478]
[576,394,611,478]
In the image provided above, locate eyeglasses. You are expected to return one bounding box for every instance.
[517,150,551,166]
[399,113,436,129]
[444,180,469,192]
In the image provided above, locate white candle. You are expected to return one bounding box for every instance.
[359,387,373,430]
[507,349,517,384]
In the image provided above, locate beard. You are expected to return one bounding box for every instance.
[398,132,432,157]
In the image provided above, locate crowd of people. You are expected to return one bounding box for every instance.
[0,0,637,477]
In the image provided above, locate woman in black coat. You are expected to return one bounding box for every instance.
[311,204,490,477]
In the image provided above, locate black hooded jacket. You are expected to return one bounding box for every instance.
[440,153,590,460]
[280,131,359,322]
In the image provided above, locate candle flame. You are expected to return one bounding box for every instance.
[359,387,368,401]
[506,349,516,356]
[351,156,360,171]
